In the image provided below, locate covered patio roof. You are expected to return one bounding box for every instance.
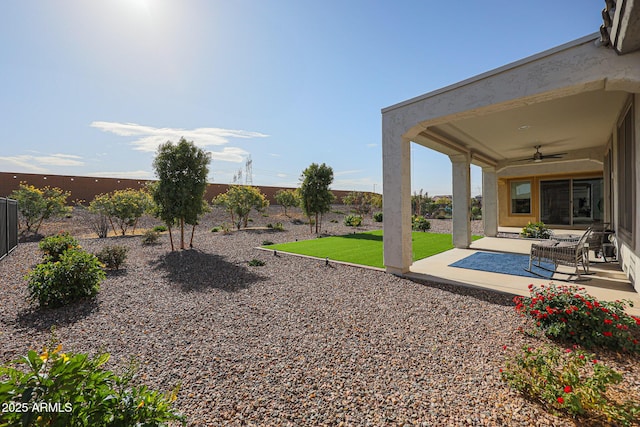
[383,34,638,173]
[381,27,640,276]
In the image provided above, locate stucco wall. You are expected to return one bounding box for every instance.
[497,172,603,228]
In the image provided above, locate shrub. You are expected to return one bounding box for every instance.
[373,211,383,222]
[90,189,153,236]
[89,212,110,238]
[514,284,640,353]
[266,222,285,231]
[38,232,80,262]
[248,259,265,266]
[344,215,363,227]
[521,221,552,239]
[412,215,431,232]
[26,249,105,308]
[274,189,299,217]
[9,183,71,234]
[501,344,640,425]
[141,229,160,245]
[95,245,128,270]
[153,225,168,232]
[211,226,220,232]
[0,340,185,426]
[262,240,274,246]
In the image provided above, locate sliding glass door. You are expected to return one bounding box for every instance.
[540,180,571,225]
[540,178,603,226]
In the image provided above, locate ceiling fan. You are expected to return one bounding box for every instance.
[517,145,567,162]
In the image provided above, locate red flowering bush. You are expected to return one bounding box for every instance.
[501,345,640,425]
[514,284,640,353]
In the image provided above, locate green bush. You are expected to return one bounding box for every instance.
[373,211,383,222]
[38,232,80,262]
[412,215,431,232]
[521,221,552,239]
[211,226,220,232]
[0,341,185,426]
[248,259,265,266]
[152,225,168,232]
[344,215,363,227]
[514,284,640,353]
[501,344,640,425]
[141,229,160,245]
[266,222,285,231]
[95,245,128,270]
[9,183,71,234]
[262,240,274,246]
[26,249,105,308]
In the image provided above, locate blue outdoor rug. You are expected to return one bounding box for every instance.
[449,252,556,278]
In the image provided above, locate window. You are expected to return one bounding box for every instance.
[617,102,635,242]
[511,181,531,214]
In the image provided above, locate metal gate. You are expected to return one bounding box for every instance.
[0,197,18,260]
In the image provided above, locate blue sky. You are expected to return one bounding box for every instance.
[1,0,604,195]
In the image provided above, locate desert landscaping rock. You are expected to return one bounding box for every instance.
[1,207,638,426]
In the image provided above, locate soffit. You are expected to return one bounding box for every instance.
[424,89,629,163]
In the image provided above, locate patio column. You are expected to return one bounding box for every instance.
[482,166,498,237]
[450,153,471,248]
[382,131,412,274]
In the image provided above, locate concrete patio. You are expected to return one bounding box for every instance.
[406,233,640,316]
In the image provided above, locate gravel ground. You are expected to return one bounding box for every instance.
[1,207,638,426]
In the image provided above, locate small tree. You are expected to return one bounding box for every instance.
[10,183,71,234]
[370,193,382,212]
[274,189,299,217]
[342,191,374,217]
[299,163,335,233]
[89,189,153,236]
[152,138,211,250]
[212,192,235,225]
[215,185,269,230]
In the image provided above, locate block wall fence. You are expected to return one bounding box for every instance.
[0,172,365,206]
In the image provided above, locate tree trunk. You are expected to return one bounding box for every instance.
[180,217,185,249]
[189,224,196,248]
[168,224,174,251]
[107,216,117,237]
[315,212,319,234]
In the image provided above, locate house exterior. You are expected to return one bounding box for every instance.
[381,1,640,292]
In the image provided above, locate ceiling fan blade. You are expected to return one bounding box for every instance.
[540,153,567,159]
[514,157,535,162]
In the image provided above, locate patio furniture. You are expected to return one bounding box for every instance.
[527,227,592,281]
[549,233,582,243]
[586,222,616,262]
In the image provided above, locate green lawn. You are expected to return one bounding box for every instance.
[263,230,482,269]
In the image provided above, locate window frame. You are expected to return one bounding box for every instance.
[616,100,635,245]
[510,180,532,215]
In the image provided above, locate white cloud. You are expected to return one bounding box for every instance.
[366,143,378,148]
[276,173,287,178]
[209,147,249,163]
[88,170,155,179]
[90,121,269,153]
[0,154,84,172]
[36,154,84,166]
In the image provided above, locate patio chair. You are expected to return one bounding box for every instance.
[527,227,592,281]
[586,222,615,262]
